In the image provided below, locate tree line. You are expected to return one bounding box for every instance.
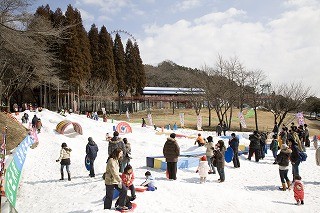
[0,1,146,112]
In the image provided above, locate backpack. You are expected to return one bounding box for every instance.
[298,151,308,162]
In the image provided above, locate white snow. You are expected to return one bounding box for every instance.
[7,109,320,212]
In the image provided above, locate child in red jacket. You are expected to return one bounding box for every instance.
[293,175,304,205]
[121,165,136,201]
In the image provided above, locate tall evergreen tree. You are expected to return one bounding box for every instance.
[74,8,92,87]
[124,39,137,95]
[113,33,126,94]
[88,24,100,78]
[63,5,92,89]
[133,42,146,95]
[98,25,116,84]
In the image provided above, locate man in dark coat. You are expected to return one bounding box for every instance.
[86,137,99,177]
[248,131,261,162]
[31,114,38,128]
[163,133,180,180]
[229,133,240,168]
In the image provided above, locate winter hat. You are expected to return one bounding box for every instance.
[281,144,288,150]
[200,155,207,161]
[88,137,93,142]
[145,171,151,176]
[170,133,176,139]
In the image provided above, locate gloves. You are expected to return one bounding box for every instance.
[118,183,122,189]
[56,159,59,162]
[196,170,199,173]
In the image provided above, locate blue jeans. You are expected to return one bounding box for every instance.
[272,149,278,159]
[292,161,300,180]
[217,167,225,181]
[206,156,216,173]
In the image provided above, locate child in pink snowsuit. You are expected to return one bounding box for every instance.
[293,175,304,205]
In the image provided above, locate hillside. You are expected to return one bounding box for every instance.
[0,112,28,151]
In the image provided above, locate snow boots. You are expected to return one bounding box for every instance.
[60,172,71,181]
[279,183,286,191]
[286,180,291,189]
[68,173,71,181]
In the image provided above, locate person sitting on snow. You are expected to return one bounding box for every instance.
[194,133,205,146]
[140,171,157,191]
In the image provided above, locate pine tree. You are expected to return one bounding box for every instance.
[63,5,92,89]
[124,39,137,95]
[133,42,146,95]
[88,24,100,78]
[113,33,126,93]
[98,25,116,84]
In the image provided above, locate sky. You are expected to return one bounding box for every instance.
[31,0,320,97]
[3,108,320,212]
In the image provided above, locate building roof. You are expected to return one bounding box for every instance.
[142,87,205,95]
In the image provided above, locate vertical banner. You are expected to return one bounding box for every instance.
[179,113,185,128]
[238,112,247,128]
[126,109,130,121]
[147,114,153,126]
[5,135,34,207]
[296,112,305,126]
[73,100,77,113]
[197,115,202,130]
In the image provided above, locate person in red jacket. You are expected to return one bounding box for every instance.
[293,175,304,205]
[121,165,136,201]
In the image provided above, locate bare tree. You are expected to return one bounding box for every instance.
[265,82,311,126]
[247,69,267,131]
[0,1,66,110]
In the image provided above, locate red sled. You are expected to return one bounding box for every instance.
[135,186,147,192]
[116,203,137,212]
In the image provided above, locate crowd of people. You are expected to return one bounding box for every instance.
[47,109,316,209]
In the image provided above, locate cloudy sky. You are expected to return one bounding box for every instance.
[33,0,320,97]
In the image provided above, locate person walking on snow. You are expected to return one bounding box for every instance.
[86,137,99,177]
[56,142,72,181]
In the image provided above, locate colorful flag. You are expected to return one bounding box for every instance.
[296,112,305,126]
[238,112,247,128]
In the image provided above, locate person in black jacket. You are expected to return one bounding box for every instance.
[86,137,99,177]
[288,138,301,182]
[31,114,38,128]
[248,131,261,162]
[229,133,240,168]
